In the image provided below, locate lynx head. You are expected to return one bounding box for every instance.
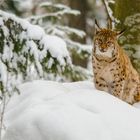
[93,19,125,58]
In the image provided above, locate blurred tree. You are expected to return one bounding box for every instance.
[0,0,21,15]
[68,0,88,67]
[68,0,88,43]
[108,0,140,73]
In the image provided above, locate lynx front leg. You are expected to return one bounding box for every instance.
[110,79,125,99]
[111,81,134,104]
[94,77,109,93]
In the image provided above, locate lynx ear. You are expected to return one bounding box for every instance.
[95,19,101,34]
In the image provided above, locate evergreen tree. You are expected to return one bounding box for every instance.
[0,10,71,100]
[28,1,92,81]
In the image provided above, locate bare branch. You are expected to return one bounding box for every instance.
[102,0,113,29]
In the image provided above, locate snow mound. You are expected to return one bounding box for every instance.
[2,80,140,140]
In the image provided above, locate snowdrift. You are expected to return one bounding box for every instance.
[2,80,140,140]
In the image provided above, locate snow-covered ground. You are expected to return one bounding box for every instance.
[2,80,140,140]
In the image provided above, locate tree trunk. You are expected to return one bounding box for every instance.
[68,0,88,43]
[67,0,88,67]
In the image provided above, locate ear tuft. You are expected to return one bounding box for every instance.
[95,19,101,34]
[116,29,126,36]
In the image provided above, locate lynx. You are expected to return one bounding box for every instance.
[92,21,140,104]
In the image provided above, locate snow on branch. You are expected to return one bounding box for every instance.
[66,39,92,59]
[29,10,80,21]
[66,65,92,81]
[53,25,86,38]
[39,2,80,15]
[29,2,80,22]
[43,25,90,59]
[0,10,71,97]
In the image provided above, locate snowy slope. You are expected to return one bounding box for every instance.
[2,80,140,140]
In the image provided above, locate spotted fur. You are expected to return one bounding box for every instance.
[92,28,140,104]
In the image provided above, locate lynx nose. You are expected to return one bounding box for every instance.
[99,47,106,52]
